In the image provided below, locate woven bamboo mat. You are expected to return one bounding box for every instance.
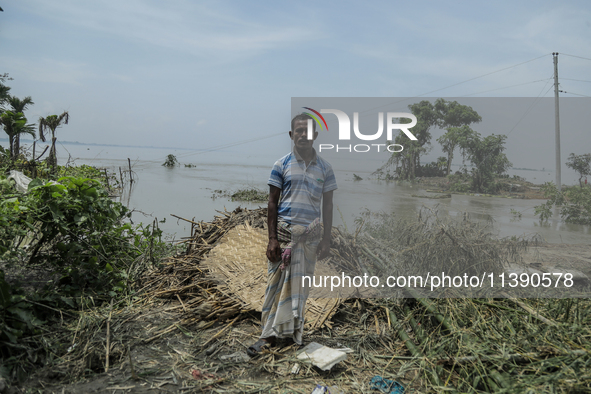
[201,222,342,329]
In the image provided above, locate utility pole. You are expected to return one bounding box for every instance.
[553,52,561,191]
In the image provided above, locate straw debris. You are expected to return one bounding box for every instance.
[15,207,591,393]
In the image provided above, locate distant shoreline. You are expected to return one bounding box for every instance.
[0,138,197,152]
[1,138,550,173]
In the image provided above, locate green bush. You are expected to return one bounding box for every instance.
[1,176,166,296]
[450,182,471,193]
[0,175,171,382]
[534,183,591,225]
[162,154,178,168]
[59,164,117,186]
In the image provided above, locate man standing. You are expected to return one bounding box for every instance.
[247,114,337,356]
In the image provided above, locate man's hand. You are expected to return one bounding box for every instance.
[316,238,331,260]
[267,185,282,263]
[267,238,282,263]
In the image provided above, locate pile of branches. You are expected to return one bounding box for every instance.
[139,207,268,323]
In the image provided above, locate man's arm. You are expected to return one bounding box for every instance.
[317,190,333,260]
[267,185,282,262]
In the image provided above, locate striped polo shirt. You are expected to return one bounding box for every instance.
[268,148,337,227]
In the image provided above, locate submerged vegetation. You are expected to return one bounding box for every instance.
[378,99,513,194]
[529,152,591,225]
[212,187,269,202]
[566,153,591,188]
[162,154,179,168]
[534,182,591,225]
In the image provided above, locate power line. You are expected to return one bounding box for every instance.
[414,54,551,98]
[175,132,284,160]
[460,78,552,97]
[355,53,551,116]
[559,90,591,97]
[561,78,591,83]
[134,131,285,168]
[97,54,560,168]
[561,53,591,62]
[506,78,555,136]
[462,77,554,178]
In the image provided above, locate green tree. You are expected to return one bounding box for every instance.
[0,73,11,108]
[436,156,448,173]
[7,95,34,158]
[39,111,69,171]
[566,153,591,188]
[383,99,481,180]
[396,100,439,179]
[460,133,512,193]
[437,125,476,176]
[0,111,36,160]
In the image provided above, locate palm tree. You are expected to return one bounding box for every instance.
[0,73,11,108]
[0,85,9,106]
[7,96,32,113]
[39,111,69,170]
[7,96,34,157]
[0,111,36,160]
[0,87,9,113]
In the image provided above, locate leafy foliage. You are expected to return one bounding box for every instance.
[5,96,35,157]
[381,99,481,180]
[447,173,473,193]
[59,164,118,188]
[437,125,475,175]
[0,73,12,106]
[162,154,179,168]
[534,182,591,225]
[1,176,166,296]
[0,111,36,160]
[0,172,171,383]
[0,273,49,345]
[417,157,447,177]
[460,133,512,193]
[566,153,591,188]
[212,187,269,202]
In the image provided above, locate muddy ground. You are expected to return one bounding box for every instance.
[9,242,589,394]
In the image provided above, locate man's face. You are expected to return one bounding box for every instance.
[289,119,317,152]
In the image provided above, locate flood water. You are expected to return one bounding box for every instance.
[54,142,590,243]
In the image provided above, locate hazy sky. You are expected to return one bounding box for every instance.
[1,1,591,159]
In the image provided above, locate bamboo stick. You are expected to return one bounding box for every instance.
[502,293,558,327]
[105,299,113,372]
[201,315,239,349]
[388,309,444,387]
[405,287,455,332]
